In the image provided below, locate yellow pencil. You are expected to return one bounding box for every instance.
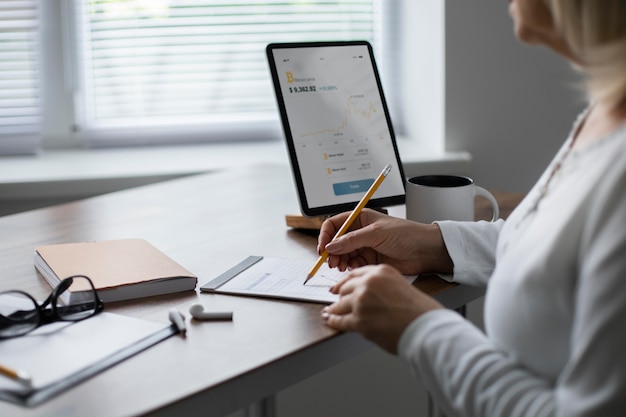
[0,363,32,387]
[305,164,392,285]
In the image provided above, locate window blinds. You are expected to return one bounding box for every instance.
[0,0,40,154]
[75,0,381,138]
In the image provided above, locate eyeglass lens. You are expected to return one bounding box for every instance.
[0,291,39,338]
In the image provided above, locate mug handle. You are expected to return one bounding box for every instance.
[475,186,500,222]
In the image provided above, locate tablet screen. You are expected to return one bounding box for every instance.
[267,41,405,217]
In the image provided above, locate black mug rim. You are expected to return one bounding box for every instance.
[408,175,474,188]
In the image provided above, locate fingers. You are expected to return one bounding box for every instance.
[317,212,352,255]
[327,252,369,272]
[322,268,367,329]
[324,225,369,255]
[322,281,360,331]
[323,307,356,331]
[318,209,381,255]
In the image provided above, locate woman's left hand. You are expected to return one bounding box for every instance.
[323,264,444,354]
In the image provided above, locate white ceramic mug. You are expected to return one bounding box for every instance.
[405,175,499,223]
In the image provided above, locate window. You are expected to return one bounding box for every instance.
[74,0,391,147]
[0,0,41,155]
[0,1,451,157]
[77,1,382,129]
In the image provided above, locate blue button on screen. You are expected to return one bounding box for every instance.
[333,178,375,196]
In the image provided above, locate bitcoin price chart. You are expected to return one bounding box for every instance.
[271,43,405,212]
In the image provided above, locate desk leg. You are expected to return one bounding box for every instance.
[245,396,276,417]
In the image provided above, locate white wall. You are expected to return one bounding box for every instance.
[445,1,585,193]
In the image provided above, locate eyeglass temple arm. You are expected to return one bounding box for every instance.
[38,276,75,310]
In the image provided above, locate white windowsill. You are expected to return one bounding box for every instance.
[0,139,471,213]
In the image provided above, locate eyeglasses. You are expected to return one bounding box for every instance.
[0,275,103,339]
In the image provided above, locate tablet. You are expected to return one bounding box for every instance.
[266,41,406,217]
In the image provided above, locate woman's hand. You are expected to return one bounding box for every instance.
[322,264,443,354]
[318,208,453,275]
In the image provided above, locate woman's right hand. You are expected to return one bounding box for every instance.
[317,208,454,275]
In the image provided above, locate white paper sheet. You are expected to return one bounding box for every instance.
[0,312,167,394]
[216,258,347,303]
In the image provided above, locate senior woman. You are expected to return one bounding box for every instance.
[318,1,626,416]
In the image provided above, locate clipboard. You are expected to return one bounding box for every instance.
[200,256,347,304]
[0,312,181,407]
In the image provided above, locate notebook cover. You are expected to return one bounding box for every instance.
[34,239,197,302]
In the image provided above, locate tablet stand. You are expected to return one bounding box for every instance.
[285,208,389,231]
[285,214,326,230]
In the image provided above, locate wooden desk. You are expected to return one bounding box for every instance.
[0,165,523,417]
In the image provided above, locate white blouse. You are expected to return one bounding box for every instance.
[398,114,626,417]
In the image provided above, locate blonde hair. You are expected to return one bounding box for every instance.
[547,0,626,108]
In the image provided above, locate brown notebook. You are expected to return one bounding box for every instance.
[34,239,197,303]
